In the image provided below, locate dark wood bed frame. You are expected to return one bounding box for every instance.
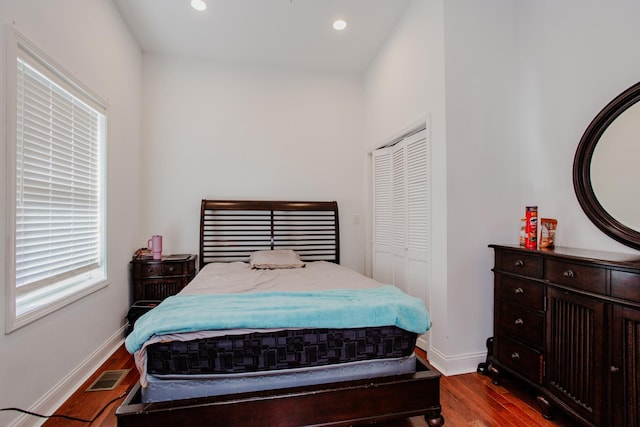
[198,199,341,268]
[116,200,443,426]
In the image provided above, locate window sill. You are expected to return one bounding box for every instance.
[6,274,109,334]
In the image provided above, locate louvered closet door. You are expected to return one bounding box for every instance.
[372,129,430,299]
[373,145,394,285]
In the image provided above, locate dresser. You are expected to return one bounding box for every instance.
[488,244,640,427]
[131,254,197,301]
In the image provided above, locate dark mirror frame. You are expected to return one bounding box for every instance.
[573,81,640,251]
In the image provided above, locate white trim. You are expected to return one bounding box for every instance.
[5,25,20,334]
[416,333,429,351]
[10,279,109,332]
[368,115,429,153]
[12,27,106,113]
[4,25,109,333]
[427,345,487,377]
[8,326,127,427]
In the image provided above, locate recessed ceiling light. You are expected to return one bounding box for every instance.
[191,0,207,12]
[333,19,347,31]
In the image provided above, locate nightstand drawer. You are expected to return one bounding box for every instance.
[497,251,543,278]
[498,275,544,310]
[499,304,544,348]
[497,335,542,385]
[163,262,185,275]
[545,259,606,294]
[135,263,163,277]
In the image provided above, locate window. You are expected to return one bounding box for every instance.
[5,28,108,332]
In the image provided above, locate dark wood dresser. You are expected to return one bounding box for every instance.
[131,254,197,301]
[488,244,640,427]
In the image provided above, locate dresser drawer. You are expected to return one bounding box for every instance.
[497,335,542,385]
[497,275,544,310]
[545,259,606,294]
[611,270,640,303]
[496,251,543,278]
[499,304,544,348]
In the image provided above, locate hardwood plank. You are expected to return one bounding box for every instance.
[41,345,580,427]
[444,374,521,427]
[42,345,136,427]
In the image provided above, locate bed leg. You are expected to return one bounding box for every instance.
[424,411,445,426]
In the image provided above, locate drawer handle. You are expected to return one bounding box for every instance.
[511,352,520,360]
[514,318,524,327]
[610,366,620,374]
[563,269,575,278]
[514,287,524,295]
[147,267,154,273]
[515,260,524,268]
[167,266,175,272]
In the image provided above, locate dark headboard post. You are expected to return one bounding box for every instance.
[270,210,275,251]
[199,200,339,270]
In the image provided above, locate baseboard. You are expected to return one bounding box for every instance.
[9,325,127,427]
[416,333,429,351]
[427,346,487,376]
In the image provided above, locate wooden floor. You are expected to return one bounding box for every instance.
[43,345,579,427]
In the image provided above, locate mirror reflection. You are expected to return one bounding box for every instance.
[590,101,640,231]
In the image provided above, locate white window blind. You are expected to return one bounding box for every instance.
[6,29,107,330]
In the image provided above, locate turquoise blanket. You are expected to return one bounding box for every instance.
[125,285,429,353]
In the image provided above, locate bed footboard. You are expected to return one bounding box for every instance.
[116,357,443,427]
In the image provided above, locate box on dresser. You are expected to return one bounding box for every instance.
[487,244,640,427]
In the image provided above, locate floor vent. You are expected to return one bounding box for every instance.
[86,369,130,392]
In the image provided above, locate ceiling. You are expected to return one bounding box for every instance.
[113,0,410,75]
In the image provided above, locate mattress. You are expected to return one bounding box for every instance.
[146,325,417,375]
[142,353,417,403]
[129,260,429,401]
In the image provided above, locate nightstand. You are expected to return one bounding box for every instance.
[131,254,197,301]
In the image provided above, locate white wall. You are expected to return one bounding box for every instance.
[370,0,640,376]
[517,0,640,253]
[362,0,450,361]
[438,0,521,372]
[0,1,142,425]
[364,0,520,374]
[140,55,366,272]
[133,0,640,384]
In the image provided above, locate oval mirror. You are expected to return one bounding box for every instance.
[573,81,640,250]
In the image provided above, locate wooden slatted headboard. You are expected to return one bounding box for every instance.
[199,200,340,270]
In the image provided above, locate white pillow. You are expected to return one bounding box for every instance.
[249,249,306,269]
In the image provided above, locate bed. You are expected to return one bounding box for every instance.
[116,200,443,426]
